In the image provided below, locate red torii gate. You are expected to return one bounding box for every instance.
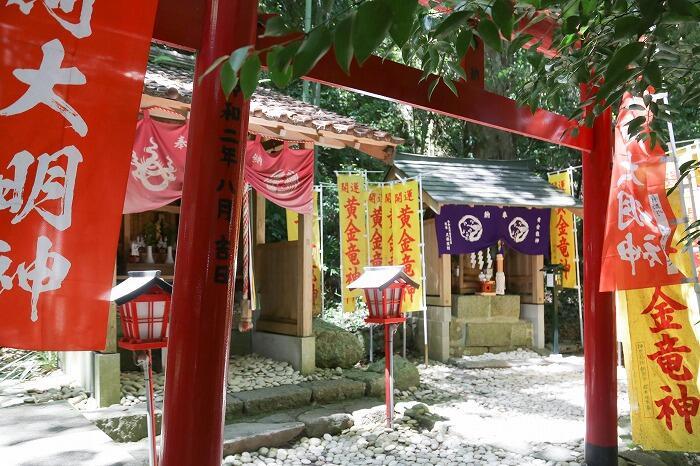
[152,2,616,466]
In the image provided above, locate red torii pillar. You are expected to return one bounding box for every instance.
[152,3,618,465]
[583,106,617,465]
[159,1,259,465]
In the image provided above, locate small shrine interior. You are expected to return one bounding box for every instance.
[117,43,404,372]
[388,153,581,359]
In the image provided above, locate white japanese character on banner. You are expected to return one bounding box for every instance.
[641,233,662,268]
[617,190,649,230]
[14,146,82,230]
[0,236,71,322]
[6,0,94,38]
[617,232,642,275]
[616,155,643,187]
[0,240,12,289]
[174,135,187,150]
[0,39,87,137]
[0,146,82,231]
[0,150,33,214]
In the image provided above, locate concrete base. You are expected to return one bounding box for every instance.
[94,353,121,408]
[521,303,544,349]
[59,351,94,394]
[252,331,315,374]
[410,306,451,362]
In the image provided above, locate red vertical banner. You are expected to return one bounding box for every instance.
[0,1,158,349]
[600,90,690,291]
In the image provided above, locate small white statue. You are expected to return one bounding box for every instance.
[496,250,506,295]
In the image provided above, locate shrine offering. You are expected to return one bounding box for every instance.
[390,179,423,312]
[0,1,157,349]
[600,90,691,291]
[337,173,368,311]
[548,172,578,289]
[617,284,700,450]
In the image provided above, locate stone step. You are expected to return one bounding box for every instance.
[82,403,162,444]
[85,377,372,443]
[222,422,305,456]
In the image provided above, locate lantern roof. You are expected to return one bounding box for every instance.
[347,266,420,291]
[110,270,173,305]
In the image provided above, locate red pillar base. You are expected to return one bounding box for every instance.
[585,444,618,465]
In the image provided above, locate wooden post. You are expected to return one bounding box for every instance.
[255,192,266,245]
[297,213,313,337]
[531,255,545,304]
[439,253,451,306]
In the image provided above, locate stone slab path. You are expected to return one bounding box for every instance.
[0,401,137,466]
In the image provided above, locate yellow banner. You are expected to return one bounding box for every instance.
[311,191,322,315]
[286,209,299,242]
[338,174,368,312]
[391,180,423,312]
[548,172,578,288]
[382,184,394,266]
[617,284,700,451]
[367,184,384,266]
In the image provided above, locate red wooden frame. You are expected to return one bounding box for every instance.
[154,3,616,465]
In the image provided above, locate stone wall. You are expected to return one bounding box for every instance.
[449,294,533,356]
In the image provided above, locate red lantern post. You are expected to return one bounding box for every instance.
[111,271,173,466]
[349,266,419,428]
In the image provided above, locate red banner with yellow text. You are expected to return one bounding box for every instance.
[601,91,691,291]
[0,1,157,349]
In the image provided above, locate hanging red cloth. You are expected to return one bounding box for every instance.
[244,136,314,214]
[123,110,189,214]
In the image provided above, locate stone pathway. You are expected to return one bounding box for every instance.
[220,351,700,466]
[0,401,137,466]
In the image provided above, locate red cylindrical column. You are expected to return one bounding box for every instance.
[582,105,618,465]
[384,324,393,428]
[159,2,259,465]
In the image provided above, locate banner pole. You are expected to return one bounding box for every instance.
[569,168,584,346]
[316,185,325,316]
[418,175,428,366]
[663,95,700,302]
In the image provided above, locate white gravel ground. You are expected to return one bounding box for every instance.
[220,350,651,466]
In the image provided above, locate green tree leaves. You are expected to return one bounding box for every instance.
[492,0,514,39]
[334,13,355,74]
[477,19,502,52]
[293,25,332,79]
[353,0,392,64]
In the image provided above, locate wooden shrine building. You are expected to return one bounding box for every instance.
[387,153,581,361]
